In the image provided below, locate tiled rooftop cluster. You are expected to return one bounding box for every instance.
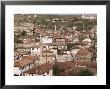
[14,14,97,76]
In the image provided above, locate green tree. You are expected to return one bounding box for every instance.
[88,43,96,62]
[57,50,62,55]
[20,30,27,37]
[53,64,64,76]
[14,37,22,49]
[14,38,22,44]
[68,71,79,76]
[79,69,94,76]
[78,35,85,43]
[66,43,74,51]
[16,34,20,38]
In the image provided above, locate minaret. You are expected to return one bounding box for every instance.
[40,33,42,58]
[82,14,85,32]
[33,27,35,36]
[55,25,56,32]
[83,23,84,32]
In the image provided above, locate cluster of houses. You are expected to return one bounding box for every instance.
[14,14,97,76]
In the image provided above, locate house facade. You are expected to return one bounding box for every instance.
[23,63,53,76]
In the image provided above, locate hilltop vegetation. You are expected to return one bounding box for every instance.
[14,14,97,32]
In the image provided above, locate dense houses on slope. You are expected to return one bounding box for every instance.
[14,14,97,76]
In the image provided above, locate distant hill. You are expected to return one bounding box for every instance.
[14,14,97,31]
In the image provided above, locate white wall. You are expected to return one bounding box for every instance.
[31,48,40,55]
[14,67,21,75]
[42,36,52,44]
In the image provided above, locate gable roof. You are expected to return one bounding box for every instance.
[76,49,90,56]
[37,63,53,74]
[23,63,53,74]
[14,56,36,67]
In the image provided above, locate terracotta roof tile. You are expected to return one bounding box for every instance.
[14,56,36,67]
[14,61,22,67]
[76,49,90,56]
[37,63,53,74]
[23,63,53,74]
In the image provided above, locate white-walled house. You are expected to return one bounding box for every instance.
[31,47,40,56]
[54,37,65,45]
[48,45,58,50]
[64,54,73,61]
[41,55,55,64]
[56,54,73,62]
[14,61,22,76]
[50,48,58,55]
[16,48,31,54]
[42,36,52,44]
[83,38,92,43]
[14,55,37,76]
[57,44,67,50]
[39,50,55,64]
[81,14,96,19]
[23,63,53,76]
[71,49,80,57]
[72,37,79,43]
[82,38,92,48]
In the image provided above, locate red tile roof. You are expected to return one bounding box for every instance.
[37,63,53,74]
[14,56,36,67]
[23,63,53,74]
[22,61,96,75]
[14,61,22,67]
[76,49,90,56]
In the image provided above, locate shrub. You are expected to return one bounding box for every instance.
[79,69,94,76]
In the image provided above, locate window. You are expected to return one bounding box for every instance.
[32,47,34,50]
[22,67,24,70]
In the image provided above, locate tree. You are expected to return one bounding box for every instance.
[66,43,74,51]
[14,38,22,48]
[78,35,85,43]
[57,50,62,55]
[35,38,40,42]
[15,34,20,38]
[68,71,79,76]
[88,44,96,62]
[20,30,27,37]
[53,64,64,76]
[14,38,22,44]
[79,69,94,76]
